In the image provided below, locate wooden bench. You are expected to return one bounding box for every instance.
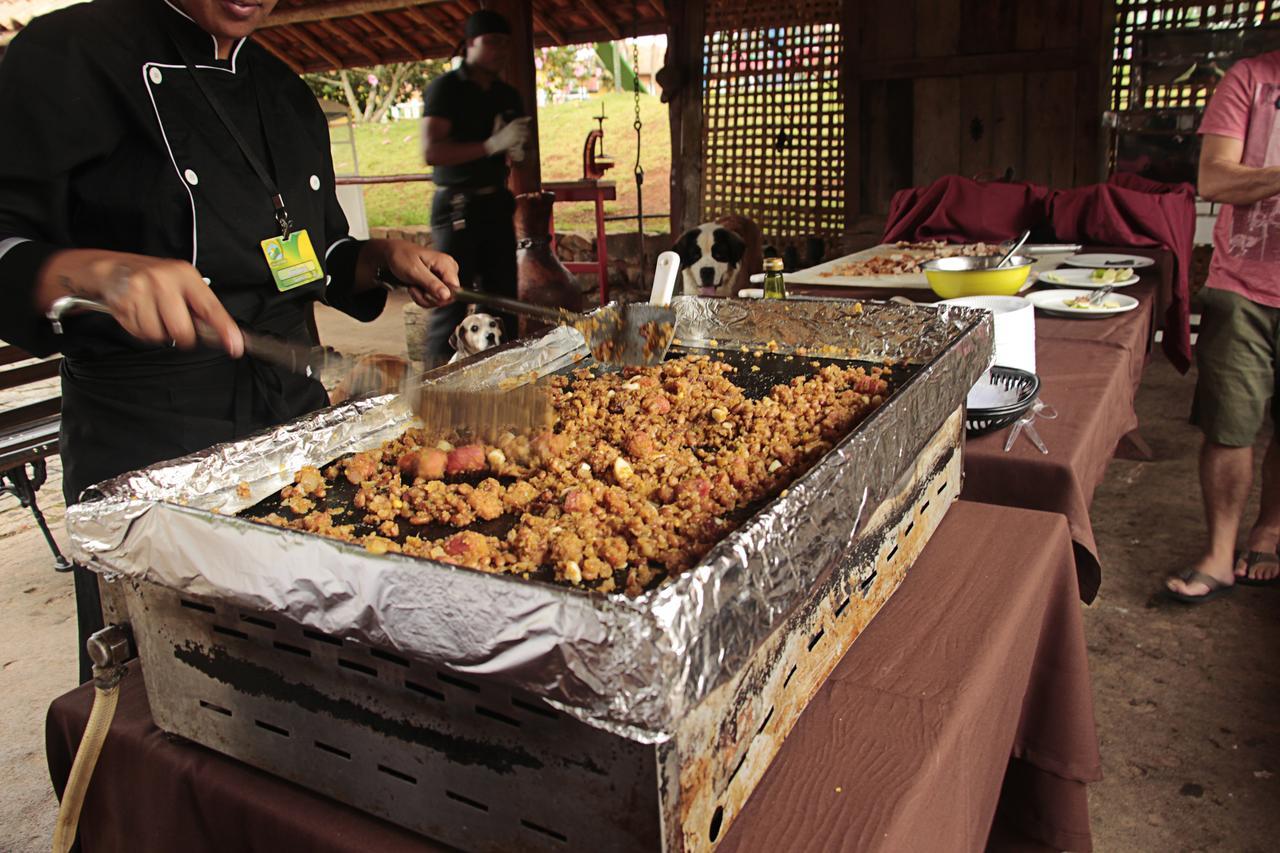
[0,342,70,571]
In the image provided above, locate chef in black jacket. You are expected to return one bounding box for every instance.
[0,0,460,682]
[420,10,529,358]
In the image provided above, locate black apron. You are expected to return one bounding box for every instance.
[62,306,328,683]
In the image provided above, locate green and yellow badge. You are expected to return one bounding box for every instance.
[260,229,323,291]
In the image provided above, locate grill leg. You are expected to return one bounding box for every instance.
[1,461,72,572]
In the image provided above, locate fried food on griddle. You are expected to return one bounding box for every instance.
[267,355,890,596]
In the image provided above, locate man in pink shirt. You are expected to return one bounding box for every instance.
[1168,51,1280,601]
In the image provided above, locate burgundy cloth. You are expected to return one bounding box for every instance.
[881,173,1194,372]
[882,175,1051,244]
[46,502,1101,853]
[1047,174,1195,372]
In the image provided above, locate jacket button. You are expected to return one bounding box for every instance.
[149,67,163,85]
[309,174,320,191]
[184,169,199,186]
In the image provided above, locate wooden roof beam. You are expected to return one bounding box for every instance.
[401,5,458,48]
[531,9,566,46]
[252,29,304,74]
[288,23,346,69]
[315,18,382,65]
[646,0,666,19]
[364,13,422,57]
[581,0,623,41]
[261,0,451,28]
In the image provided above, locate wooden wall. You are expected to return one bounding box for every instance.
[667,0,1113,237]
[849,0,1112,218]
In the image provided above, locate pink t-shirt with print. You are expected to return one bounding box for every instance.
[1200,51,1280,306]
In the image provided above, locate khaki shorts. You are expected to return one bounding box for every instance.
[1192,287,1280,447]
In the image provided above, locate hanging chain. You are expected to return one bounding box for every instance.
[631,0,645,276]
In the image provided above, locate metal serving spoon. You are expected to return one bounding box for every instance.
[996,230,1032,268]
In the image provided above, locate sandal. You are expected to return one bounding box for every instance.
[1234,550,1280,588]
[1162,568,1235,604]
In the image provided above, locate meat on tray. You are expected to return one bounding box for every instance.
[249,354,891,597]
[819,241,1003,278]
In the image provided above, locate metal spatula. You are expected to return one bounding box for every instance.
[45,294,553,437]
[404,381,553,441]
[376,264,677,366]
[46,295,360,379]
[449,290,677,367]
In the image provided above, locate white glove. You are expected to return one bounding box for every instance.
[483,116,531,156]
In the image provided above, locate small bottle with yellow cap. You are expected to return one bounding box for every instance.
[763,256,786,300]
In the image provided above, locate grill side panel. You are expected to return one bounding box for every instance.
[671,408,965,851]
[124,584,661,853]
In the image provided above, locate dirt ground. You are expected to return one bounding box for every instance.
[1,295,1276,851]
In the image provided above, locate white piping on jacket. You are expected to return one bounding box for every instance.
[0,236,32,263]
[160,0,247,71]
[143,62,199,266]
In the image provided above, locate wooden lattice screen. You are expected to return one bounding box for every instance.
[1111,0,1280,112]
[700,0,844,239]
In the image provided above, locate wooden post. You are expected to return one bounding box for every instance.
[841,0,861,230]
[666,0,705,236]
[1073,0,1113,184]
[490,0,541,194]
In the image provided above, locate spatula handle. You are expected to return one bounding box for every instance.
[45,294,323,376]
[451,288,567,324]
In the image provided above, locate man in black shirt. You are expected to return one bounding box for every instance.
[421,10,530,358]
[0,0,460,681]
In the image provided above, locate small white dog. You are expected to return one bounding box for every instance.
[448,312,504,363]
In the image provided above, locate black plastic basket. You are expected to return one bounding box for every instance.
[965,366,1040,436]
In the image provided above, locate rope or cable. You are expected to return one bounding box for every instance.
[631,0,645,276]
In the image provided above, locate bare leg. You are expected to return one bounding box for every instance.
[1238,436,1280,581]
[1169,439,1252,596]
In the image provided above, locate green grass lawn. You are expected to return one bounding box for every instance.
[332,91,672,234]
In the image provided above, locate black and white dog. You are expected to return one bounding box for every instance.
[672,215,763,297]
[448,312,504,363]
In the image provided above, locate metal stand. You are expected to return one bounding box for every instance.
[1,460,72,571]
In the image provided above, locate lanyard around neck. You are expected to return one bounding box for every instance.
[168,33,295,239]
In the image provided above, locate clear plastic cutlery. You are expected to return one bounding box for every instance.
[1004,398,1057,454]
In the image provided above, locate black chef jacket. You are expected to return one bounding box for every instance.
[0,0,387,501]
[0,0,390,684]
[422,62,525,188]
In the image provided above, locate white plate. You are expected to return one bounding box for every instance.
[1062,253,1155,270]
[1026,288,1140,318]
[1038,268,1141,288]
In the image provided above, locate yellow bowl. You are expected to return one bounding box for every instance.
[921,255,1034,299]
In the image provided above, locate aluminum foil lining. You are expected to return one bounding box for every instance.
[68,298,992,742]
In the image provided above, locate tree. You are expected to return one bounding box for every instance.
[535,45,611,97]
[305,59,450,122]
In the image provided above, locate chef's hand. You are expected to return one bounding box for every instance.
[376,240,459,309]
[35,249,244,356]
[484,116,532,157]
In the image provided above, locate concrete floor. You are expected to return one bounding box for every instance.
[1,295,1276,851]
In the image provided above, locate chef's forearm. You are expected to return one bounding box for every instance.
[321,237,387,323]
[0,237,62,356]
[352,238,392,293]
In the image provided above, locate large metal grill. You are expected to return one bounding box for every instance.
[75,297,991,851]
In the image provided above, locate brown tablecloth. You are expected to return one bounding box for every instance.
[47,501,1101,853]
[962,335,1143,604]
